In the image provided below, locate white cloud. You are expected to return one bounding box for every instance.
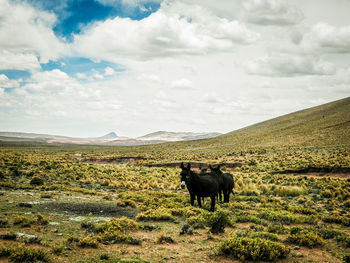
[0,0,66,67]
[139,73,161,83]
[0,50,41,71]
[171,78,193,90]
[104,67,116,76]
[246,53,336,76]
[73,1,259,61]
[242,0,304,26]
[25,69,80,93]
[305,23,350,53]
[202,92,224,104]
[0,74,20,88]
[93,73,104,80]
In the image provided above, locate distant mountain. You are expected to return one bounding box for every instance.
[0,132,71,142]
[137,131,222,142]
[92,132,118,140]
[0,130,222,146]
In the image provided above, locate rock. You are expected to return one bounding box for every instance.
[293,246,300,250]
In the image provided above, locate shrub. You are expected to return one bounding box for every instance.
[344,199,350,208]
[220,236,290,261]
[321,189,333,198]
[78,236,98,248]
[236,229,279,242]
[93,217,140,245]
[344,253,350,263]
[273,185,306,197]
[36,214,49,225]
[179,224,193,235]
[0,247,50,263]
[267,224,287,234]
[0,182,16,189]
[51,244,64,255]
[235,213,263,225]
[156,233,175,244]
[0,218,8,227]
[0,233,17,240]
[13,216,26,225]
[287,230,325,248]
[204,209,232,234]
[0,246,12,257]
[30,177,44,186]
[258,209,298,225]
[323,215,350,227]
[117,199,137,208]
[136,208,176,222]
[94,217,138,234]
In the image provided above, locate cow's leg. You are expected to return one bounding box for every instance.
[210,195,215,212]
[190,194,195,206]
[197,195,202,208]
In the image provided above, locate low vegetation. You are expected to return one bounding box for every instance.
[0,98,349,262]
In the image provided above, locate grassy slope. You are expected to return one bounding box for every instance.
[178,96,350,150]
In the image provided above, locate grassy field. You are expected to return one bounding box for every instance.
[0,97,349,262]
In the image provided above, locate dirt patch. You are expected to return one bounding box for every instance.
[273,166,350,175]
[146,162,243,169]
[297,173,350,179]
[35,202,138,218]
[82,156,145,165]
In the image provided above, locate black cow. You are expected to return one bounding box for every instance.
[209,165,234,203]
[180,162,219,212]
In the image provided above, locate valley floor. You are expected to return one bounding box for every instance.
[0,144,349,262]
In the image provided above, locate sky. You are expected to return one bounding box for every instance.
[0,0,350,138]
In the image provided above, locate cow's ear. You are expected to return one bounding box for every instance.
[180,162,184,169]
[187,163,191,169]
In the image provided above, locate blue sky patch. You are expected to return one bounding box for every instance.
[13,0,161,41]
[0,70,31,80]
[41,57,124,80]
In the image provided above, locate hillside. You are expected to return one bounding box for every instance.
[182,97,350,150]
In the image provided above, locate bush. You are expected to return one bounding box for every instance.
[93,217,140,245]
[258,209,298,225]
[273,186,306,197]
[136,208,176,222]
[156,233,175,244]
[267,224,287,234]
[204,209,232,234]
[78,236,98,248]
[51,244,64,255]
[36,214,49,225]
[236,229,279,242]
[0,233,17,240]
[0,182,15,189]
[323,215,350,227]
[344,254,350,263]
[287,230,325,248]
[94,217,138,234]
[0,246,50,263]
[235,213,264,225]
[220,236,290,261]
[0,218,8,227]
[0,246,12,257]
[30,177,44,186]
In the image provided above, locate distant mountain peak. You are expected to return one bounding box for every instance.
[97,132,118,139]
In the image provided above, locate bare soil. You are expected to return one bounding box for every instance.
[35,201,138,218]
